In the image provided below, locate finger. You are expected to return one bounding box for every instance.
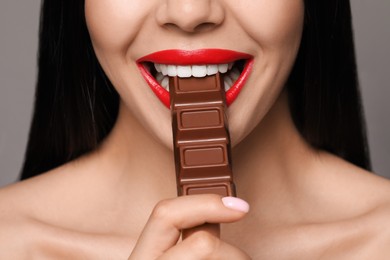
[182,223,220,239]
[129,195,249,259]
[158,230,252,260]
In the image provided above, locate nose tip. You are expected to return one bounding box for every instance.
[156,0,225,33]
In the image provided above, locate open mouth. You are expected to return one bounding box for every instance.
[137,49,254,108]
[146,60,246,92]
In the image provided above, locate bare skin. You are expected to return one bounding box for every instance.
[1,92,390,259]
[1,0,390,259]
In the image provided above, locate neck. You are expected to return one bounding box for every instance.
[232,91,318,221]
[93,102,177,202]
[94,90,316,210]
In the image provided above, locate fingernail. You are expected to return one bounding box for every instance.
[222,197,250,213]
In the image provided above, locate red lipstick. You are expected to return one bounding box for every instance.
[137,49,254,108]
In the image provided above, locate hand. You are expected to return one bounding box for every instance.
[129,194,251,259]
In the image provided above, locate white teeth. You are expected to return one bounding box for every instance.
[167,65,177,77]
[230,67,241,81]
[177,66,192,78]
[224,76,233,92]
[154,63,161,73]
[206,65,219,75]
[192,65,207,77]
[225,76,233,86]
[218,64,229,73]
[160,64,168,75]
[153,62,241,92]
[224,82,230,92]
[155,63,231,78]
[161,76,169,90]
[156,73,164,82]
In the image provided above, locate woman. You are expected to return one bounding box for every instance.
[0,0,389,258]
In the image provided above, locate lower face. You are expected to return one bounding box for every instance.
[85,0,304,149]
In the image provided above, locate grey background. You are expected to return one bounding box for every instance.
[0,0,389,187]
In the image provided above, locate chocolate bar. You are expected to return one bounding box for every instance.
[169,73,236,197]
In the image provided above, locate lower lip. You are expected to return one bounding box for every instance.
[137,60,254,108]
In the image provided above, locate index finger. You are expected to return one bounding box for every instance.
[129,195,249,259]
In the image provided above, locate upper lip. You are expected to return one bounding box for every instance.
[137,49,253,65]
[136,49,254,108]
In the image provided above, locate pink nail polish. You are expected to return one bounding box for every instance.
[222,197,250,213]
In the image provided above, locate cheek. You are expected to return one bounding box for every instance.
[227,0,304,144]
[234,0,304,51]
[84,0,148,55]
[84,0,152,98]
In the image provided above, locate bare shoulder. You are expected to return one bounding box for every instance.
[0,204,60,258]
[309,152,390,258]
[0,219,30,258]
[0,157,92,219]
[0,184,38,258]
[0,165,76,257]
[359,202,390,255]
[0,175,130,258]
[315,152,390,209]
[0,160,133,258]
[0,165,68,215]
[316,202,390,259]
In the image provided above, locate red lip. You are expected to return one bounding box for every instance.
[137,49,254,108]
